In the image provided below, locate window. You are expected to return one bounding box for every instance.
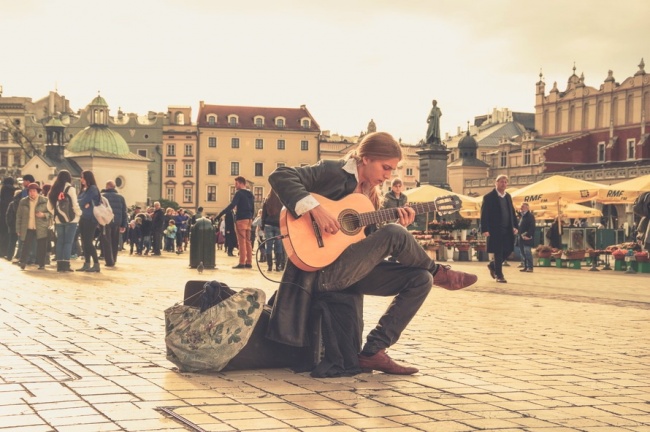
[184,163,193,177]
[231,162,239,176]
[137,149,148,158]
[254,162,263,177]
[229,116,238,126]
[276,118,285,127]
[166,144,176,156]
[597,142,606,162]
[277,162,285,168]
[300,140,309,151]
[255,117,263,127]
[406,168,413,176]
[208,137,217,148]
[166,187,175,201]
[184,187,192,203]
[231,138,240,149]
[0,131,8,142]
[301,119,310,128]
[207,186,216,202]
[627,139,636,159]
[184,144,193,156]
[254,186,264,202]
[175,113,185,125]
[229,186,236,200]
[166,163,175,177]
[207,161,217,175]
[500,152,507,167]
[207,115,216,125]
[523,149,531,165]
[255,139,263,150]
[1,150,7,166]
[277,139,285,150]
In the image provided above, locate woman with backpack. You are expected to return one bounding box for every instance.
[47,170,82,273]
[77,170,101,273]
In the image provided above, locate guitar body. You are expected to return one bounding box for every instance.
[280,194,374,272]
[280,192,461,272]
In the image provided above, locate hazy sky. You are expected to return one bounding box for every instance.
[2,0,649,143]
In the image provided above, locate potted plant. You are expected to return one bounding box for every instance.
[564,248,586,260]
[472,240,487,252]
[536,245,552,258]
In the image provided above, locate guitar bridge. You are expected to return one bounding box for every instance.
[310,214,324,248]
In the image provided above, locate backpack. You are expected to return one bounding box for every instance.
[93,195,114,225]
[56,185,76,223]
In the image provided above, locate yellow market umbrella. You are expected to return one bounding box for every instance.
[510,175,607,206]
[531,202,603,219]
[404,184,481,212]
[596,174,650,204]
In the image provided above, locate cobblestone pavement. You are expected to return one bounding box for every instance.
[1,249,649,432]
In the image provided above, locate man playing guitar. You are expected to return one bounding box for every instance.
[268,131,477,375]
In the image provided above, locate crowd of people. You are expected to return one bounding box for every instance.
[0,171,281,274]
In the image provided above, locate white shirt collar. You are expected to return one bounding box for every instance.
[342,158,359,182]
[496,189,506,198]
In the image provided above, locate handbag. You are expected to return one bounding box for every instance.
[93,195,114,226]
[165,286,265,372]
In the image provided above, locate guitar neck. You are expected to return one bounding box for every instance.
[358,202,437,227]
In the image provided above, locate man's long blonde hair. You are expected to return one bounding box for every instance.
[345,132,402,209]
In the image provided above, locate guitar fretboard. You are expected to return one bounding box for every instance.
[358,202,439,227]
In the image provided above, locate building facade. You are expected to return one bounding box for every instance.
[64,100,165,202]
[0,89,75,179]
[162,106,197,211]
[454,60,650,226]
[195,102,320,215]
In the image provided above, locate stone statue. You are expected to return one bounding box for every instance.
[425,99,442,146]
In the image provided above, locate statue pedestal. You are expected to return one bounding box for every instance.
[417,146,451,190]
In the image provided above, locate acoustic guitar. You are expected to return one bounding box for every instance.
[280,193,462,272]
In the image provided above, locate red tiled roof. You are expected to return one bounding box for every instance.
[197,103,320,132]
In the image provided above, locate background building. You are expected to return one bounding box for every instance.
[195,102,320,215]
[162,106,197,212]
[452,60,650,227]
[22,96,150,206]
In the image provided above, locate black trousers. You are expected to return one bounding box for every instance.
[20,229,47,267]
[489,229,512,279]
[101,222,119,266]
[152,229,163,254]
[79,217,99,264]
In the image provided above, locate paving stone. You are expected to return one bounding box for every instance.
[1,254,649,431]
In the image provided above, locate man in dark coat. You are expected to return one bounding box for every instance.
[481,175,518,283]
[100,180,128,267]
[151,201,165,256]
[517,203,536,272]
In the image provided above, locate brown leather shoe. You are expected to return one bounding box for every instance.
[433,265,478,290]
[358,349,418,375]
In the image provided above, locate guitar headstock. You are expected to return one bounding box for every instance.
[435,195,462,215]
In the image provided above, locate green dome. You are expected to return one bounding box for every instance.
[68,126,130,155]
[91,95,109,107]
[45,117,65,128]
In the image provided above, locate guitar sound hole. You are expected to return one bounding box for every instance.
[339,212,361,235]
